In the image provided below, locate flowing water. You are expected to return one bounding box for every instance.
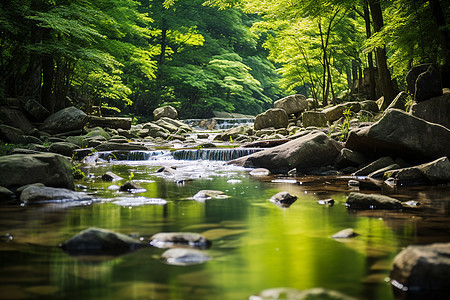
[0,150,449,300]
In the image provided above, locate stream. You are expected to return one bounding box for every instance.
[0,147,449,299]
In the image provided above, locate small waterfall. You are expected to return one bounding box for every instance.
[96,150,170,161]
[172,148,262,161]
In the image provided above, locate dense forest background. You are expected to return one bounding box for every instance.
[1,0,449,119]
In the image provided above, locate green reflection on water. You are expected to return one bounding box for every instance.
[0,161,435,300]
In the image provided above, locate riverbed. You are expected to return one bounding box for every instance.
[0,152,449,299]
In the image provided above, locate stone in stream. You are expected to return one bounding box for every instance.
[119,181,146,193]
[19,185,92,203]
[0,153,74,189]
[345,192,403,210]
[150,232,211,249]
[249,168,271,177]
[112,197,167,207]
[249,287,357,300]
[192,190,227,202]
[0,186,15,201]
[332,228,358,239]
[390,242,450,297]
[102,171,124,182]
[317,198,335,206]
[59,227,147,255]
[269,192,297,208]
[160,248,211,266]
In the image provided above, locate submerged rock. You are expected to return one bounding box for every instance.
[20,185,92,203]
[119,181,146,193]
[192,190,227,202]
[249,168,271,177]
[102,171,124,182]
[332,228,358,239]
[346,192,403,210]
[390,243,450,295]
[0,153,74,189]
[160,248,211,266]
[249,287,356,300]
[269,191,297,208]
[113,197,167,207]
[150,232,211,249]
[59,227,147,255]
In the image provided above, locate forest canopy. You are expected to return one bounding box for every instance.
[0,0,448,119]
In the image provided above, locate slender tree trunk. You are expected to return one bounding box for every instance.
[368,0,398,108]
[428,0,450,87]
[159,18,167,67]
[41,54,55,113]
[363,2,376,99]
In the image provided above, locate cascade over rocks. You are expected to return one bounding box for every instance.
[0,153,74,189]
[273,94,308,115]
[40,106,88,135]
[346,109,450,161]
[254,108,288,130]
[230,131,342,173]
[153,105,178,121]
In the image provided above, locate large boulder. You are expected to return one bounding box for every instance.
[40,107,87,134]
[48,142,79,157]
[23,99,50,122]
[390,243,450,295]
[406,63,432,95]
[301,111,327,127]
[154,117,192,134]
[20,185,92,203]
[254,108,289,130]
[59,227,147,255]
[386,92,409,111]
[414,64,443,102]
[360,100,379,113]
[411,93,450,129]
[87,116,132,130]
[142,122,170,138]
[0,106,35,133]
[346,192,403,210]
[273,94,308,115]
[322,102,361,123]
[384,156,450,186]
[346,109,450,161]
[153,105,178,121]
[230,130,342,173]
[0,153,74,189]
[0,124,26,144]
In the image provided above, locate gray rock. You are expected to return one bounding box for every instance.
[406,63,432,95]
[386,91,410,111]
[23,98,50,122]
[274,94,308,115]
[155,117,192,134]
[40,107,87,135]
[214,125,253,141]
[322,102,361,123]
[48,142,79,157]
[0,186,14,200]
[367,163,401,179]
[269,191,297,208]
[102,172,123,182]
[230,131,342,173]
[254,108,289,130]
[301,111,327,127]
[384,156,450,186]
[59,227,146,255]
[390,243,450,293]
[0,124,26,144]
[192,190,226,202]
[334,148,368,169]
[153,105,178,121]
[0,153,74,189]
[160,248,211,266]
[150,232,211,249]
[20,185,92,203]
[318,198,335,206]
[360,100,379,113]
[414,64,442,102]
[249,287,357,300]
[0,106,35,134]
[346,192,403,210]
[332,228,358,239]
[352,157,395,176]
[142,122,170,138]
[72,148,95,161]
[411,93,450,129]
[87,116,132,130]
[94,142,148,151]
[119,181,146,193]
[346,109,450,161]
[86,127,111,140]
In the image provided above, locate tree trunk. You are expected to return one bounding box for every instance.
[41,54,55,113]
[159,18,167,67]
[368,0,398,108]
[428,0,450,87]
[363,2,376,99]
